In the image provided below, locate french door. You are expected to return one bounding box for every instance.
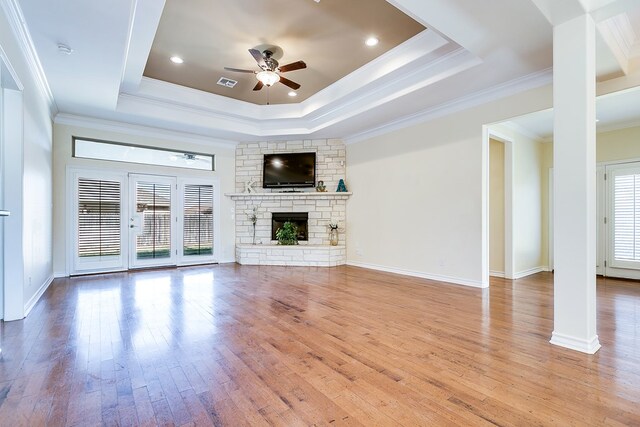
[129,174,177,269]
[72,170,128,274]
[602,161,640,280]
[70,170,217,275]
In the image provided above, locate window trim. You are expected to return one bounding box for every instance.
[72,136,216,171]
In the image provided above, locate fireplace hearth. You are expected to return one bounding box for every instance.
[271,212,308,241]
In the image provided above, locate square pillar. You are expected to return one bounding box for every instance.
[550,14,600,354]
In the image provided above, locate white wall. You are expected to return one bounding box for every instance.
[596,126,640,162]
[1,3,54,319]
[52,122,237,275]
[489,139,505,275]
[491,125,547,275]
[346,86,553,287]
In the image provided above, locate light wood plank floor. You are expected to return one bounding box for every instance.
[0,265,639,426]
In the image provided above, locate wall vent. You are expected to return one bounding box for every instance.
[217,77,238,88]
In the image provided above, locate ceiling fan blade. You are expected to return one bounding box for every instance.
[278,76,301,90]
[278,61,307,73]
[224,67,256,73]
[253,81,264,91]
[249,49,267,69]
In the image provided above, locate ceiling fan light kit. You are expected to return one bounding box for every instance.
[224,47,307,98]
[256,70,280,87]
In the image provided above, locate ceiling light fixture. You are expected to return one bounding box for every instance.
[256,70,280,87]
[170,56,184,64]
[365,37,379,47]
[288,91,297,97]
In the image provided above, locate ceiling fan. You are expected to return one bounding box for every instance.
[224,49,307,91]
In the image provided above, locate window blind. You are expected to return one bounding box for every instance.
[613,173,640,262]
[183,184,213,256]
[136,182,172,259]
[77,178,121,258]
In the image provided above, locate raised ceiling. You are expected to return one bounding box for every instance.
[143,0,425,105]
[15,0,640,143]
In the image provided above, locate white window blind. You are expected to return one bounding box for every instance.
[136,182,172,260]
[613,173,640,263]
[183,184,213,256]
[77,178,121,258]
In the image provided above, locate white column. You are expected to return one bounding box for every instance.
[550,14,600,354]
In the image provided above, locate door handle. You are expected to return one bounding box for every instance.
[0,210,10,217]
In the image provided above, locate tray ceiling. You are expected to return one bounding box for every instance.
[143,0,425,105]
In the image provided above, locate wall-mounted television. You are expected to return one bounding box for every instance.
[263,152,316,188]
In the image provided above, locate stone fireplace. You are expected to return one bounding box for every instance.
[228,138,350,266]
[271,212,308,241]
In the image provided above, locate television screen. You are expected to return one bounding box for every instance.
[263,152,316,188]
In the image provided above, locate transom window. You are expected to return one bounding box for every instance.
[73,138,214,171]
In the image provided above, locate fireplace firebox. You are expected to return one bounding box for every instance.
[271,212,308,241]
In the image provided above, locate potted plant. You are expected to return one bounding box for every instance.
[276,221,298,245]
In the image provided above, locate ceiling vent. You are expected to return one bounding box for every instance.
[217,77,238,88]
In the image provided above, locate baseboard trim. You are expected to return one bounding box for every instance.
[54,271,67,278]
[489,270,505,278]
[513,266,549,279]
[346,261,486,288]
[550,331,601,354]
[23,274,54,317]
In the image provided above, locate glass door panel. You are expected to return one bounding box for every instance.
[129,174,177,268]
[178,179,216,265]
[72,171,127,274]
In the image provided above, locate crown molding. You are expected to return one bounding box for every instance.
[344,68,553,145]
[54,113,238,149]
[0,0,57,116]
[115,35,477,140]
[500,120,548,142]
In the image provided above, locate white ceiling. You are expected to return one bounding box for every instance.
[13,0,640,144]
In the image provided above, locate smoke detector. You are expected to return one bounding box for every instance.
[57,43,73,55]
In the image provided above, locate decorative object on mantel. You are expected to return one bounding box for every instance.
[276,221,298,245]
[328,221,339,246]
[316,180,327,192]
[336,179,348,192]
[249,206,258,245]
[244,179,256,194]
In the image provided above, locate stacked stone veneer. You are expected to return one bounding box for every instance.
[234,139,348,247]
[235,139,345,193]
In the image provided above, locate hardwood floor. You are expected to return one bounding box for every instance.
[0,265,639,426]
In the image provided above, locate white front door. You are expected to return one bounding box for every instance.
[129,174,178,269]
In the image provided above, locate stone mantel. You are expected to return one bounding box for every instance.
[226,192,352,200]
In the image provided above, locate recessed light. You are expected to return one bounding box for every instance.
[170,56,184,64]
[365,37,379,47]
[596,119,600,123]
[288,91,297,97]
